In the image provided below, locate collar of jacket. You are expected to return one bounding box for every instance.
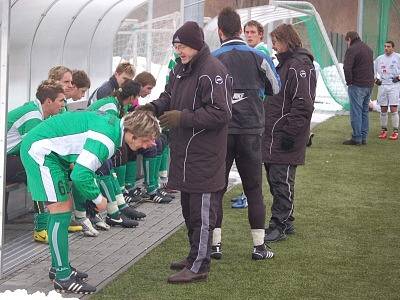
[180,44,210,75]
[109,75,119,90]
[350,38,361,46]
[276,49,295,67]
[221,37,246,47]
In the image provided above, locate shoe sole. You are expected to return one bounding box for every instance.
[252,253,274,260]
[55,289,94,295]
[106,221,138,228]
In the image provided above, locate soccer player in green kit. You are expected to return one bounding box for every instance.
[20,110,160,294]
[6,80,65,243]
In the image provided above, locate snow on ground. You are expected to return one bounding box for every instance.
[0,289,78,300]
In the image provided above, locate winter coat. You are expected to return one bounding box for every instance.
[262,48,316,165]
[343,38,374,87]
[151,45,232,193]
[88,76,119,106]
[212,38,280,134]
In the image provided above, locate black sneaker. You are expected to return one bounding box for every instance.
[123,193,142,204]
[54,274,96,294]
[120,206,146,220]
[49,266,88,281]
[131,187,150,199]
[106,214,139,228]
[264,227,287,242]
[158,188,176,199]
[148,190,173,204]
[252,244,274,260]
[210,243,222,259]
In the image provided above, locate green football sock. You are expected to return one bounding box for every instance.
[71,183,87,213]
[114,165,126,191]
[33,201,49,231]
[159,146,170,176]
[98,175,120,218]
[34,212,49,231]
[153,154,162,189]
[125,160,137,190]
[143,157,158,194]
[48,211,72,280]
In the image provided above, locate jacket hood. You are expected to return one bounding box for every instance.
[294,47,314,62]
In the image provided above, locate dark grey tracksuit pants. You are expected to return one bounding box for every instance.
[264,163,297,230]
[181,192,218,274]
[215,134,266,229]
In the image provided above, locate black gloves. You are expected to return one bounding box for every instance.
[375,78,382,86]
[281,134,295,151]
[135,103,156,113]
[392,76,400,83]
[159,110,182,129]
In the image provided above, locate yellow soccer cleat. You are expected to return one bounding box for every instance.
[68,219,83,232]
[34,229,48,243]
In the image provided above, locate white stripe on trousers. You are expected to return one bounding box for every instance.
[191,193,211,274]
[283,165,294,223]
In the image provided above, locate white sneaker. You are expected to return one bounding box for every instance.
[93,213,110,231]
[77,217,99,237]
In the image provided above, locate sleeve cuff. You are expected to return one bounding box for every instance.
[92,194,103,205]
[180,109,194,127]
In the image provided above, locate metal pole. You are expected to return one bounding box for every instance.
[0,0,11,280]
[146,0,153,72]
[267,0,276,49]
[357,0,363,39]
[180,0,185,25]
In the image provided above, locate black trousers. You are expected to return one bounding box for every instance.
[181,191,218,273]
[264,163,297,230]
[6,155,26,183]
[215,134,266,229]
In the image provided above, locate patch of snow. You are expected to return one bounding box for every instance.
[0,289,78,300]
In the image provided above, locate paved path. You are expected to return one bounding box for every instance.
[0,171,241,298]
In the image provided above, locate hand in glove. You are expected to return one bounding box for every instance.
[280,134,295,151]
[392,76,400,83]
[159,110,182,129]
[135,103,155,113]
[375,78,382,86]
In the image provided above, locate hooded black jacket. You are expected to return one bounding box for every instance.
[262,48,316,165]
[151,45,232,193]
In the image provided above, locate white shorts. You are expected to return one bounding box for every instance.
[377,84,400,107]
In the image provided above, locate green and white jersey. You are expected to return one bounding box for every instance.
[166,52,179,83]
[22,111,123,202]
[86,96,120,117]
[255,42,271,57]
[7,99,44,156]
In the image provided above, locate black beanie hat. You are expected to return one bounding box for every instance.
[172,21,204,51]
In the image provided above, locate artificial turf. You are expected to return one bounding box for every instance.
[92,113,400,300]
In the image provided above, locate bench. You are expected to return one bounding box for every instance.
[5,182,24,223]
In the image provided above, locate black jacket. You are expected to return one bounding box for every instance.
[343,39,374,87]
[151,45,232,193]
[88,76,119,106]
[262,48,316,165]
[212,38,280,135]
